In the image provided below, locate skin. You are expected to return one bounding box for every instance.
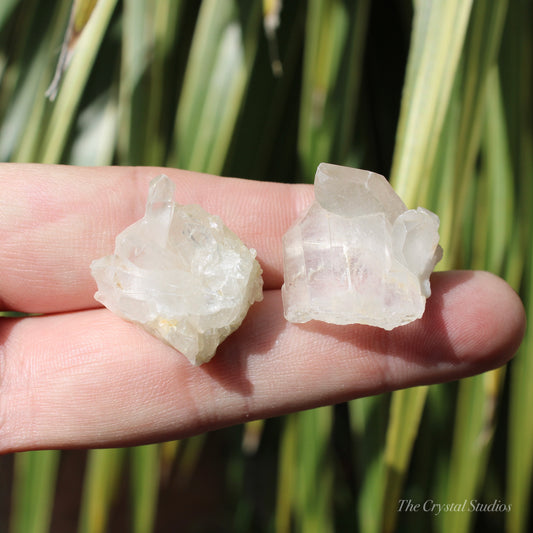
[0,163,526,454]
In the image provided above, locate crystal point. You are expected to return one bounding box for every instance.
[91,175,263,365]
[282,163,442,329]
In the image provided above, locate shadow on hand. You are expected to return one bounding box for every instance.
[295,270,475,371]
[200,291,285,396]
[199,271,481,397]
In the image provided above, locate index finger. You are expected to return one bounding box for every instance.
[0,163,312,313]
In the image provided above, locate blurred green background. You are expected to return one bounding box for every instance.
[0,0,532,531]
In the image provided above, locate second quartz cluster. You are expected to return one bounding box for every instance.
[282,163,442,330]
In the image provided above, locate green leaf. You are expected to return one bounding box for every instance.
[0,0,20,32]
[130,445,160,533]
[298,0,371,179]
[508,282,533,533]
[294,407,334,533]
[381,386,428,533]
[77,448,126,533]
[170,0,261,174]
[10,451,60,533]
[505,3,533,531]
[40,0,118,164]
[118,0,183,165]
[0,1,70,161]
[390,0,473,205]
[275,415,297,533]
[443,371,505,533]
[448,0,510,264]
[349,395,388,533]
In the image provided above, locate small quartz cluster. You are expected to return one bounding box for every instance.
[91,175,263,365]
[282,163,443,329]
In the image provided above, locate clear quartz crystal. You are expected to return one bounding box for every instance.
[91,175,263,365]
[282,163,443,329]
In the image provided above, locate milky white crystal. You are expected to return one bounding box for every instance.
[282,163,443,329]
[91,175,263,365]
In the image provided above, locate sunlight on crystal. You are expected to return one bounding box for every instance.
[282,163,443,329]
[91,175,263,365]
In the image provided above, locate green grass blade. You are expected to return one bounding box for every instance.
[295,407,334,533]
[0,0,21,85]
[298,0,371,179]
[10,451,60,533]
[117,0,154,164]
[170,0,261,174]
[276,415,297,533]
[483,69,514,274]
[40,0,118,164]
[276,409,334,533]
[175,434,206,489]
[381,386,428,533]
[426,82,461,268]
[159,440,180,484]
[77,448,125,533]
[4,47,55,162]
[143,0,183,166]
[222,1,305,179]
[505,1,533,530]
[449,0,509,262]
[442,371,505,533]
[130,445,160,533]
[507,279,533,533]
[390,0,473,205]
[0,1,70,162]
[73,0,99,32]
[349,395,388,533]
[68,84,118,166]
[0,0,20,31]
[118,0,183,166]
[443,67,514,533]
[380,2,474,531]
[45,0,99,102]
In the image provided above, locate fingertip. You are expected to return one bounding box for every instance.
[435,270,526,371]
[473,271,525,366]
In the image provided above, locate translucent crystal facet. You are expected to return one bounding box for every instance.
[282,163,443,329]
[91,175,263,365]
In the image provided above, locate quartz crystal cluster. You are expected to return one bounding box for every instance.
[282,163,443,329]
[91,175,263,365]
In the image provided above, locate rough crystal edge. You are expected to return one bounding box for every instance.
[281,163,443,329]
[91,174,264,366]
[315,162,408,223]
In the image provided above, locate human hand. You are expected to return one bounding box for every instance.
[0,164,525,453]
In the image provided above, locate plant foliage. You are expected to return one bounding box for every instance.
[0,1,531,532]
